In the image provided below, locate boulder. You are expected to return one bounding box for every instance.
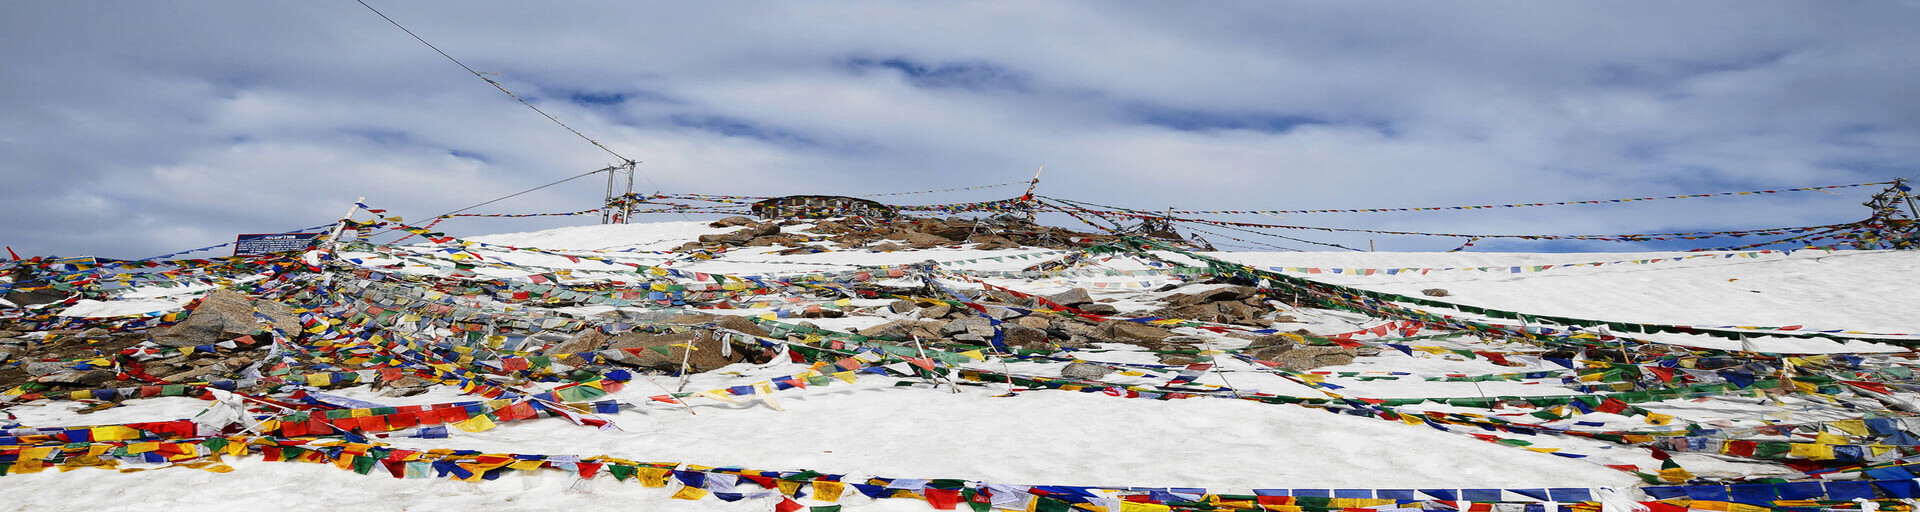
[1076,303,1120,315]
[1014,316,1052,329]
[549,329,611,355]
[916,303,953,319]
[862,320,943,340]
[709,216,757,227]
[606,330,745,373]
[903,231,950,247]
[36,370,115,387]
[666,314,771,338]
[151,290,300,348]
[23,361,69,376]
[981,305,1024,320]
[1246,343,1295,362]
[1061,362,1114,380]
[1041,288,1093,306]
[1095,321,1176,343]
[1176,286,1257,306]
[1002,325,1052,350]
[1421,288,1450,297]
[1268,346,1356,371]
[971,236,1019,250]
[888,300,919,314]
[377,376,437,398]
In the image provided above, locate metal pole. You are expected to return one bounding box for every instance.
[323,197,365,251]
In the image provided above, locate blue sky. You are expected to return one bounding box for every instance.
[2,2,1916,257]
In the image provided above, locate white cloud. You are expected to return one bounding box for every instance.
[1,1,1916,256]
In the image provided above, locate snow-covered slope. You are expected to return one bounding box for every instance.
[6,221,1919,512]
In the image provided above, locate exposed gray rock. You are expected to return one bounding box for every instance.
[709,216,757,227]
[1014,316,1052,329]
[1042,288,1093,306]
[981,305,1024,320]
[23,361,69,376]
[1002,325,1051,350]
[916,303,953,319]
[888,300,919,314]
[1061,362,1114,380]
[36,370,114,386]
[1421,288,1450,297]
[940,317,994,337]
[1076,303,1120,315]
[861,320,942,340]
[151,289,300,348]
[1095,320,1176,343]
[1269,346,1356,371]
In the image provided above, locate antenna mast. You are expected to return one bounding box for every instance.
[602,161,636,224]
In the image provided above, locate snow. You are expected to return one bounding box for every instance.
[8,222,1920,511]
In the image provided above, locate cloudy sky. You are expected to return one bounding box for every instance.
[3,2,1917,257]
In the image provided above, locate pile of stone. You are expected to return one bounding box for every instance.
[676,215,1119,254]
[0,289,304,394]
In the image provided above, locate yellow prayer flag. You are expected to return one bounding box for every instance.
[833,371,858,384]
[671,486,709,501]
[812,481,845,502]
[637,467,671,487]
[1832,420,1870,436]
[1789,443,1835,460]
[451,414,498,433]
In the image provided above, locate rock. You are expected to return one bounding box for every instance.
[697,232,750,244]
[378,376,437,398]
[971,236,1019,250]
[1157,354,1197,366]
[709,216,757,227]
[151,290,300,348]
[1095,321,1176,343]
[549,329,611,355]
[939,317,992,336]
[868,242,905,252]
[1003,325,1051,350]
[1269,346,1356,371]
[1421,288,1450,297]
[1246,343,1296,362]
[1187,286,1257,305]
[1041,288,1093,306]
[1014,316,1052,329]
[37,370,115,387]
[1061,362,1113,380]
[79,327,111,339]
[606,330,746,373]
[666,314,771,338]
[862,320,943,340]
[1076,303,1120,315]
[982,289,1027,306]
[0,350,12,362]
[745,222,781,237]
[981,305,1024,320]
[0,330,24,339]
[1056,333,1096,349]
[916,303,953,319]
[23,361,69,376]
[903,231,950,247]
[888,300,918,314]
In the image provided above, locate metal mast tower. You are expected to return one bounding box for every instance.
[601,161,637,224]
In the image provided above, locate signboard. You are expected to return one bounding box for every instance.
[233,233,325,256]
